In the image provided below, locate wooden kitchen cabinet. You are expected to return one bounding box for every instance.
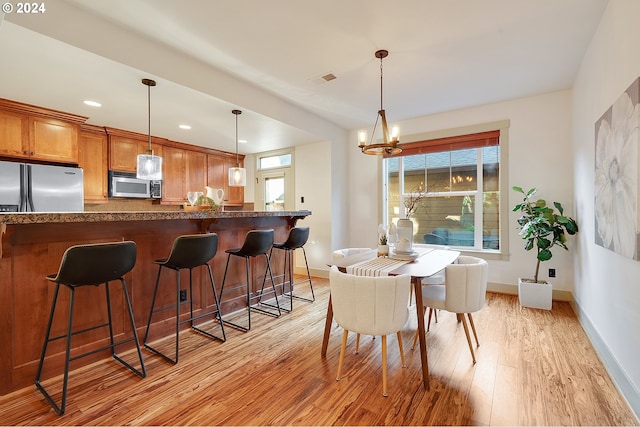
[78,126,108,203]
[109,135,163,173]
[0,104,82,164]
[29,116,79,163]
[162,146,186,203]
[0,110,29,158]
[186,150,207,195]
[207,154,244,207]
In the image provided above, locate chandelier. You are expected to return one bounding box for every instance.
[358,49,401,155]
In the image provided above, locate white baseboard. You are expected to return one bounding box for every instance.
[572,300,640,421]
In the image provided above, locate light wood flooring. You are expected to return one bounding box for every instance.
[0,276,637,426]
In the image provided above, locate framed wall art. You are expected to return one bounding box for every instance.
[594,77,640,260]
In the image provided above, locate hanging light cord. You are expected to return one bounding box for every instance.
[147,83,151,152]
[235,112,239,166]
[379,54,384,112]
[366,55,385,147]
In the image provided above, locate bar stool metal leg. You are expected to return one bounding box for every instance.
[35,241,146,416]
[145,261,225,364]
[219,229,281,332]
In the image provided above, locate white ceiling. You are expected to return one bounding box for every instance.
[1,0,608,154]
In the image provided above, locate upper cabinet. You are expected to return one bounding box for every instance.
[207,154,245,207]
[162,146,186,204]
[78,125,108,203]
[0,99,86,164]
[106,128,164,173]
[186,150,207,195]
[0,110,28,158]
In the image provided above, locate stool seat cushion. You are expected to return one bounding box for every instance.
[226,229,274,257]
[273,227,309,250]
[156,234,218,269]
[47,241,137,286]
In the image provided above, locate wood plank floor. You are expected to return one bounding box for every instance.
[0,276,637,426]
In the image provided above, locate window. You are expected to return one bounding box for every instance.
[383,124,507,255]
[258,153,292,170]
[255,149,295,211]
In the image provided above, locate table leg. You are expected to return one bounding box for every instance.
[321,295,333,357]
[414,277,430,390]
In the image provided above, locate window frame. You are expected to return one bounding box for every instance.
[382,120,510,261]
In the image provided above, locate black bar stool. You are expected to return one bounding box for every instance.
[219,229,280,332]
[35,241,146,416]
[144,233,225,364]
[269,226,314,312]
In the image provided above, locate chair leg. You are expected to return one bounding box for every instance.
[336,329,349,381]
[396,331,406,368]
[175,269,181,362]
[427,308,434,331]
[144,265,163,347]
[467,313,479,347]
[219,254,252,332]
[411,305,427,350]
[460,313,476,364]
[355,333,360,354]
[253,253,282,317]
[35,283,70,415]
[189,264,226,342]
[115,278,146,377]
[280,247,315,305]
[300,247,315,302]
[144,265,181,364]
[381,335,388,397]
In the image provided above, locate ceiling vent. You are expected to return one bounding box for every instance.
[309,73,337,85]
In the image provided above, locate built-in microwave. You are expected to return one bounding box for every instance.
[108,171,162,199]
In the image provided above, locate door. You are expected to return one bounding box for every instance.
[29,164,84,212]
[256,169,294,211]
[0,161,22,212]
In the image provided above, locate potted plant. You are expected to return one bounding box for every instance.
[378,224,389,256]
[512,186,579,309]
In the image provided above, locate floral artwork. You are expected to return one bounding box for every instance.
[594,77,640,260]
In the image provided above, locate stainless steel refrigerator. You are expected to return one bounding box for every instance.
[0,161,84,212]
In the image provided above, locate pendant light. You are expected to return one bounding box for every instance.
[358,49,401,155]
[136,78,163,180]
[228,109,246,187]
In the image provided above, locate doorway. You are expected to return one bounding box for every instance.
[256,169,294,211]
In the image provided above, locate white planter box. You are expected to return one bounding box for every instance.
[518,278,552,310]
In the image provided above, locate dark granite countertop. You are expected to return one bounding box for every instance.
[0,210,312,225]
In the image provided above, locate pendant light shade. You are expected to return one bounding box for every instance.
[229,109,246,187]
[358,49,402,156]
[136,78,163,180]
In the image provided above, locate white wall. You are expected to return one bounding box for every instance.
[347,90,576,293]
[293,140,334,274]
[572,0,640,414]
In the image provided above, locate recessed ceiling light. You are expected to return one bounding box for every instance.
[179,124,191,130]
[83,100,101,107]
[239,139,247,144]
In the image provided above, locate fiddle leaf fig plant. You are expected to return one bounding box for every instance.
[512,186,579,283]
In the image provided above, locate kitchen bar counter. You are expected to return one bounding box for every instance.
[0,209,311,225]
[0,210,311,394]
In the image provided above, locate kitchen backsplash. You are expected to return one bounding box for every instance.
[85,199,253,212]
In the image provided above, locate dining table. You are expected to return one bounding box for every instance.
[321,247,461,390]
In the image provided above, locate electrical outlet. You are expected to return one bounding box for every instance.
[179,289,187,302]
[548,268,556,278]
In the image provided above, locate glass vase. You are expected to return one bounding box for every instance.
[396,218,414,253]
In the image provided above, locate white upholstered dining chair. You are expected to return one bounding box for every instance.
[332,247,373,260]
[329,266,411,397]
[412,255,488,364]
